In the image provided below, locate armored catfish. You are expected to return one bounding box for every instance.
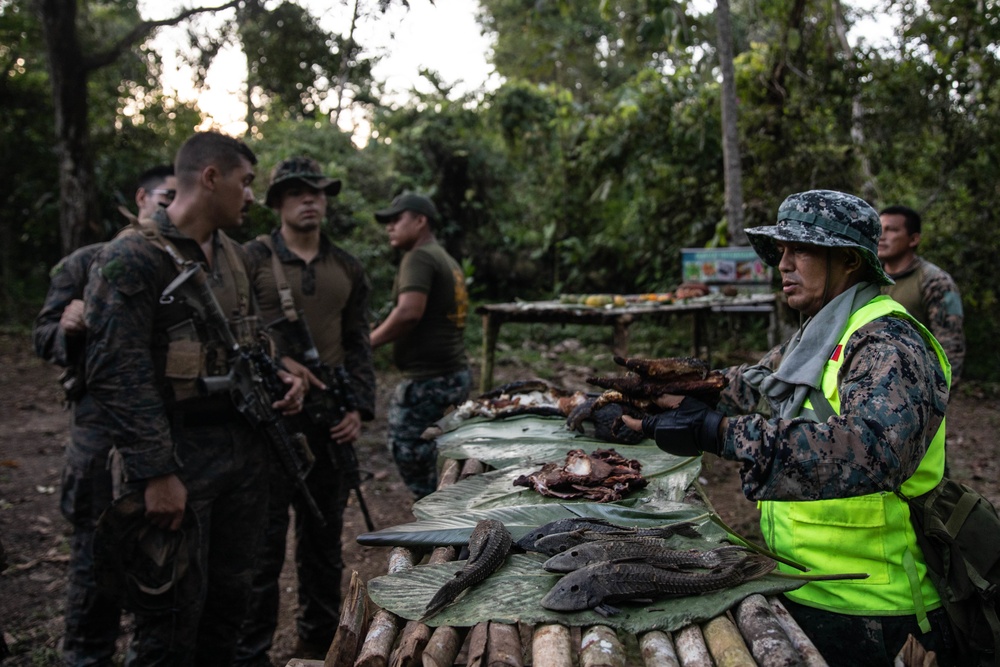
[540,554,776,617]
[421,519,512,621]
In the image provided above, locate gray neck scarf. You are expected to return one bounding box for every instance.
[744,282,881,420]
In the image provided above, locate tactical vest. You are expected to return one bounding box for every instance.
[884,259,928,325]
[760,295,951,630]
[127,215,257,404]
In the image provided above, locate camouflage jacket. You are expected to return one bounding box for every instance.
[83,211,256,482]
[717,315,949,502]
[883,255,965,382]
[245,229,376,420]
[33,243,104,368]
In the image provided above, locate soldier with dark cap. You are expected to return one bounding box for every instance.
[371,192,471,499]
[83,132,306,666]
[236,157,376,663]
[624,190,956,666]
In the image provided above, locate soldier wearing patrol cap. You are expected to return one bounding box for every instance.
[624,190,956,666]
[237,156,376,663]
[370,192,471,499]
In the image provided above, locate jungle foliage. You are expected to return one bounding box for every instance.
[2,0,999,378]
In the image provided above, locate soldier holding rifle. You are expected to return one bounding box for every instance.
[83,132,307,666]
[237,157,376,663]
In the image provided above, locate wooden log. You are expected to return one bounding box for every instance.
[355,610,399,667]
[734,594,804,667]
[486,622,523,666]
[703,615,755,667]
[326,571,368,667]
[638,630,680,667]
[580,625,625,667]
[421,626,464,667]
[387,547,417,574]
[460,458,486,479]
[767,597,829,667]
[391,546,457,667]
[438,458,462,489]
[356,548,417,667]
[391,620,432,667]
[532,624,574,667]
[466,622,489,667]
[674,624,713,667]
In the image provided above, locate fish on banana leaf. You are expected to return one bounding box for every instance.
[516,517,702,553]
[421,519,512,621]
[531,521,703,557]
[540,553,777,617]
[543,542,749,573]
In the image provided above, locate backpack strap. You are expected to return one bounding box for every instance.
[217,233,250,318]
[255,234,299,322]
[118,204,250,318]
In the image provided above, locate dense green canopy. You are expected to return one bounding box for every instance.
[3,0,998,378]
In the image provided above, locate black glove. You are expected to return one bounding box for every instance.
[640,396,724,457]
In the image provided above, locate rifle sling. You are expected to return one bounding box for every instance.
[255,234,299,323]
[120,205,251,319]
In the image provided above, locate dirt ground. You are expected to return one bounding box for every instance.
[1,330,998,666]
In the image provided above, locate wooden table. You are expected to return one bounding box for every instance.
[323,413,829,667]
[475,294,776,393]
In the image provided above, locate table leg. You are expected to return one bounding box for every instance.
[692,309,711,362]
[612,317,632,358]
[480,313,501,394]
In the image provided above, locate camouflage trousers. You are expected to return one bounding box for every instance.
[235,425,350,666]
[61,399,121,667]
[387,368,472,498]
[123,415,268,667]
[781,596,957,667]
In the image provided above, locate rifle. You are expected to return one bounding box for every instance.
[161,263,327,526]
[271,316,377,532]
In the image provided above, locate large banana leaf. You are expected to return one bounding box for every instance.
[412,451,700,520]
[367,553,804,633]
[435,414,594,443]
[357,503,726,547]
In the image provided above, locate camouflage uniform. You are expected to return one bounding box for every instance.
[84,210,269,667]
[883,256,965,381]
[237,210,376,663]
[33,243,121,667]
[718,315,948,500]
[387,369,472,497]
[715,190,956,666]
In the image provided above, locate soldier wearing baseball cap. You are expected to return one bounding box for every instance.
[374,192,440,225]
[624,190,956,665]
[370,191,472,499]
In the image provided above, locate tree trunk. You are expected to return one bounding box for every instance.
[332,0,361,129]
[715,0,746,245]
[831,0,877,202]
[38,0,102,254]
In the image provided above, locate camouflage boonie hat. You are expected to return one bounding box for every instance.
[94,492,201,613]
[264,156,342,207]
[746,189,893,286]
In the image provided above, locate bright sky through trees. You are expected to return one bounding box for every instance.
[140,0,499,137]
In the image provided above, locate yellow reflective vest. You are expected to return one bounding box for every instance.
[760,295,950,627]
